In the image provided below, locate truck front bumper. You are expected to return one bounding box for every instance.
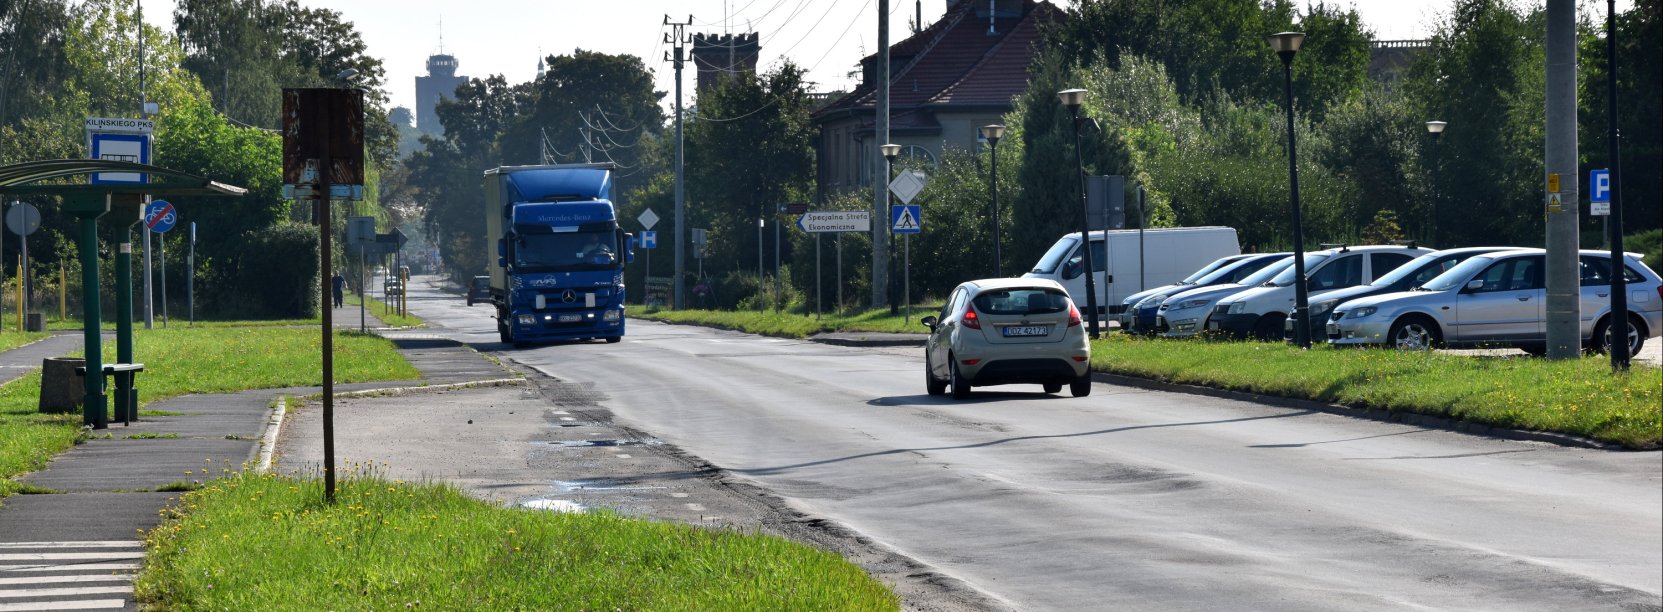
[510,308,625,341]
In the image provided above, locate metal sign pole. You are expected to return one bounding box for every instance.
[815,233,822,320]
[143,206,152,329]
[188,222,195,326]
[904,234,911,324]
[359,245,366,333]
[159,235,167,327]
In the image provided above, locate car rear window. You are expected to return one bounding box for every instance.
[972,288,1070,315]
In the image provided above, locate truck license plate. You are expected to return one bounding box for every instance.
[558,313,583,323]
[1002,326,1050,337]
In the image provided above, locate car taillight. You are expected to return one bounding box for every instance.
[963,309,982,330]
[1067,303,1082,328]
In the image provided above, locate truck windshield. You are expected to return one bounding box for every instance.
[513,231,618,272]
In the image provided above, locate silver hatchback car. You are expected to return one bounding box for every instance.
[922,278,1092,399]
[1328,249,1663,354]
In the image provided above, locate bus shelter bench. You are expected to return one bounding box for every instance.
[75,363,145,427]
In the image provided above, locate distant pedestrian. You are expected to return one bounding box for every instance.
[331,271,346,308]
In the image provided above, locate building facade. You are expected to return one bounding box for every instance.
[692,33,761,92]
[812,0,1060,200]
[414,53,467,136]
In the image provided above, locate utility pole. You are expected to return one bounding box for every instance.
[1544,0,1580,359]
[872,0,891,309]
[665,15,692,310]
[139,0,153,330]
[1605,0,1629,370]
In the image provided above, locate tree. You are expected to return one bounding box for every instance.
[682,62,815,281]
[0,0,73,129]
[1402,0,1546,247]
[1578,0,1660,244]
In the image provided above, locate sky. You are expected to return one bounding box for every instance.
[134,0,1624,118]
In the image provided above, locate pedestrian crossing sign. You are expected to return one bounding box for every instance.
[891,205,921,234]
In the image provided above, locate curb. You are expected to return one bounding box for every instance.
[1091,372,1626,451]
[258,396,286,474]
[808,334,926,348]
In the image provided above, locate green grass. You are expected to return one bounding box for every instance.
[1,325,421,500]
[1097,335,1662,449]
[135,471,898,610]
[346,292,425,328]
[124,432,179,440]
[0,331,49,352]
[637,305,941,337]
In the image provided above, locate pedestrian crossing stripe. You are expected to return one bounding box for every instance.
[0,541,140,611]
[891,205,921,234]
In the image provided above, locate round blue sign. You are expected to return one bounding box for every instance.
[145,200,177,233]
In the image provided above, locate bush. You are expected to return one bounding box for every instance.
[1626,229,1662,272]
[212,223,320,319]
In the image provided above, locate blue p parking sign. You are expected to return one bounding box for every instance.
[1590,169,1610,216]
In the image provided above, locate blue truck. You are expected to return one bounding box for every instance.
[484,163,633,346]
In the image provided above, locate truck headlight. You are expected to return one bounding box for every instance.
[1349,306,1377,319]
[517,315,535,325]
[1175,298,1210,310]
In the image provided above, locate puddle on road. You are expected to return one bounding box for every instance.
[518,498,587,513]
[552,479,667,492]
[530,439,660,448]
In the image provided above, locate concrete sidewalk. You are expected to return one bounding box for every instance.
[0,306,512,611]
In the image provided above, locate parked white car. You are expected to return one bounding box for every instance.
[1327,249,1663,354]
[1155,256,1294,337]
[1208,244,1432,340]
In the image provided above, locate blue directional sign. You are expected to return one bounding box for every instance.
[640,230,657,249]
[891,205,921,234]
[145,200,177,233]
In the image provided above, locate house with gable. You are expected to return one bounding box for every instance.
[812,0,1062,201]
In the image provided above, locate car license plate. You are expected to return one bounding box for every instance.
[558,313,583,323]
[1002,325,1050,337]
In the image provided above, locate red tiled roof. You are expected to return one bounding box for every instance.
[813,0,1056,119]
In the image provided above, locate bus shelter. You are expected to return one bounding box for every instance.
[0,160,246,427]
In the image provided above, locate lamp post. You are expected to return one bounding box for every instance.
[1268,31,1311,349]
[1425,120,1446,246]
[882,143,902,316]
[980,124,1007,277]
[1057,88,1100,338]
[1605,0,1628,370]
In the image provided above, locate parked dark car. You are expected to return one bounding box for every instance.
[467,275,491,306]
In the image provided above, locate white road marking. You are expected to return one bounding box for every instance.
[614,454,632,459]
[559,417,575,421]
[0,585,133,598]
[0,599,127,611]
[0,575,132,586]
[670,492,689,498]
[0,564,138,573]
[0,543,138,550]
[685,503,706,512]
[0,554,142,562]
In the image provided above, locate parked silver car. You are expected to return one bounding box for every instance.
[1327,249,1663,354]
[922,278,1091,399]
[1154,256,1294,337]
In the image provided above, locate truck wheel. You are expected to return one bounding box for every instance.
[605,336,622,344]
[498,325,511,344]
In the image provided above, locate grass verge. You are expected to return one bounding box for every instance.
[636,309,1662,449]
[1,326,420,500]
[346,292,424,328]
[637,306,939,337]
[135,471,898,610]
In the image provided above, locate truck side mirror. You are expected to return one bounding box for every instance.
[497,238,506,258]
[498,257,506,268]
[622,230,636,264]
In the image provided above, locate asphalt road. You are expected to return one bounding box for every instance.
[403,276,1662,611]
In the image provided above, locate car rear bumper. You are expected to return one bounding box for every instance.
[964,357,1086,386]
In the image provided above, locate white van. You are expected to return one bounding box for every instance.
[1024,227,1240,316]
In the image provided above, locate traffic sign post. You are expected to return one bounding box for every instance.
[1590,169,1611,216]
[796,211,871,233]
[7,203,40,325]
[890,204,923,324]
[146,200,177,327]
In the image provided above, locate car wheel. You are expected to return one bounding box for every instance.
[1593,314,1644,356]
[925,355,948,396]
[1252,315,1284,342]
[1042,382,1062,394]
[949,355,971,399]
[1388,316,1442,351]
[1069,373,1092,397]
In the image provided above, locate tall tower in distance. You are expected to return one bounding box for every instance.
[415,52,466,136]
[691,33,760,92]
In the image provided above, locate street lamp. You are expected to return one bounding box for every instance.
[1057,88,1100,338]
[881,143,902,315]
[980,124,1007,277]
[1425,120,1446,246]
[1268,31,1311,349]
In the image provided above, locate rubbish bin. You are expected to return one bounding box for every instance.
[38,357,85,413]
[25,313,44,332]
